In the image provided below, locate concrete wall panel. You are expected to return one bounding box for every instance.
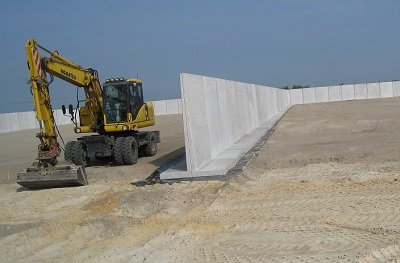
[165,99,180,115]
[354,84,368,100]
[229,80,243,143]
[315,87,329,103]
[367,83,381,99]
[17,111,37,130]
[255,85,267,122]
[53,109,63,125]
[276,88,288,111]
[233,82,245,142]
[273,88,278,112]
[283,89,290,108]
[54,109,72,126]
[380,82,393,98]
[248,84,260,130]
[177,99,182,114]
[216,79,235,151]
[180,74,211,171]
[303,88,316,104]
[203,77,223,158]
[150,99,183,115]
[0,112,18,133]
[341,85,355,101]
[268,88,275,116]
[0,114,5,133]
[289,89,303,105]
[0,114,6,133]
[153,100,167,115]
[393,81,400,97]
[178,73,291,176]
[328,86,341,102]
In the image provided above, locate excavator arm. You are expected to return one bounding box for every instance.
[41,48,104,133]
[17,39,94,188]
[25,39,59,164]
[30,40,104,132]
[25,39,105,161]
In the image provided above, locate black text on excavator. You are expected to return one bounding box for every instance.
[17,39,160,189]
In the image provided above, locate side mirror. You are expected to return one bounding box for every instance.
[68,104,74,115]
[61,105,66,115]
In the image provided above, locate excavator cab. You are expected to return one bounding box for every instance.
[103,78,144,124]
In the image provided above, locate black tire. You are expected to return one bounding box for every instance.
[64,141,76,161]
[71,141,89,167]
[114,137,125,165]
[142,136,157,157]
[95,155,111,161]
[122,136,138,165]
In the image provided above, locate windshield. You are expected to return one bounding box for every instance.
[103,84,129,123]
[104,84,129,99]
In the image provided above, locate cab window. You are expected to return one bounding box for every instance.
[129,83,143,117]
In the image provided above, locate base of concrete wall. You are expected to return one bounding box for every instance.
[160,107,290,180]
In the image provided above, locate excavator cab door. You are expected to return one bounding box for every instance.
[104,84,129,123]
[128,83,144,120]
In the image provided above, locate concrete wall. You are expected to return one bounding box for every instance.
[0,109,77,134]
[0,99,182,134]
[289,81,399,105]
[152,99,182,116]
[161,76,400,180]
[177,73,291,176]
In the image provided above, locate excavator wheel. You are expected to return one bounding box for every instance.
[114,137,125,165]
[141,135,157,157]
[64,141,76,161]
[122,136,138,165]
[71,141,89,167]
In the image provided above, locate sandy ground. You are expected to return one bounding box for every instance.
[1,98,400,262]
[0,114,185,184]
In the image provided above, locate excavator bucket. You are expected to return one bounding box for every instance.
[17,162,87,189]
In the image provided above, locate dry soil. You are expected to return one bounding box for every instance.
[1,98,400,262]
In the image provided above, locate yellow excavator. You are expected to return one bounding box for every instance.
[17,39,160,189]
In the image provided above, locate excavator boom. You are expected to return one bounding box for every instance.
[17,39,88,189]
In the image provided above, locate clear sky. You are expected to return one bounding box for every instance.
[1,0,400,113]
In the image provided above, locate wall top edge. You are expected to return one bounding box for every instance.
[180,72,285,90]
[0,111,32,116]
[310,80,398,89]
[181,73,400,92]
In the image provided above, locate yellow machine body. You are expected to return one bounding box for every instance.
[18,39,159,189]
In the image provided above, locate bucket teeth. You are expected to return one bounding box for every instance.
[17,163,87,189]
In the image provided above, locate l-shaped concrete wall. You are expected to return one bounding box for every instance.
[181,74,291,172]
[289,81,400,105]
[0,99,182,134]
[161,73,291,179]
[152,99,182,116]
[161,75,400,180]
[0,109,74,134]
